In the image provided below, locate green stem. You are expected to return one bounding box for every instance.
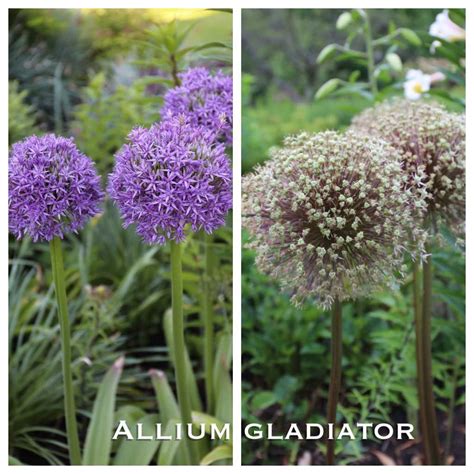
[420,249,442,464]
[50,237,81,465]
[170,241,199,464]
[203,233,215,414]
[362,10,378,97]
[170,54,181,87]
[326,299,342,465]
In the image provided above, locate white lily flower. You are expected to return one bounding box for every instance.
[429,10,465,42]
[404,69,431,100]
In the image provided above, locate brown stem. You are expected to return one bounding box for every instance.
[415,245,442,465]
[414,261,429,462]
[170,54,181,87]
[326,299,342,465]
[420,250,442,464]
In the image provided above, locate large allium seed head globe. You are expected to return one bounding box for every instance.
[162,67,233,145]
[9,134,104,242]
[108,116,232,245]
[242,131,418,308]
[350,100,465,238]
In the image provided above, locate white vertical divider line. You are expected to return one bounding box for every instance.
[232,5,242,468]
[0,3,9,470]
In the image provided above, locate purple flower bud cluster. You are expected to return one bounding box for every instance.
[162,67,233,145]
[9,134,104,242]
[108,116,232,245]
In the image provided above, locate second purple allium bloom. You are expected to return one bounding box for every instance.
[162,67,233,145]
[108,116,232,245]
[9,134,104,242]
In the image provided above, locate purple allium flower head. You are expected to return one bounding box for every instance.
[162,67,233,145]
[9,134,104,242]
[108,116,232,245]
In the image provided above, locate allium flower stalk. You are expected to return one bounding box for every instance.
[351,99,465,241]
[162,67,232,414]
[109,116,231,464]
[352,99,465,465]
[243,130,416,309]
[9,134,104,465]
[162,67,233,145]
[162,67,232,417]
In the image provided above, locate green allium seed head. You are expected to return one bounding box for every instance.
[351,100,465,240]
[242,131,420,308]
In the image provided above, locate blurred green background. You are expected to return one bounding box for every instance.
[9,9,232,465]
[241,9,465,465]
[242,9,464,173]
[9,8,232,171]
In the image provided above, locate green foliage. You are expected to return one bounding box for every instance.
[9,206,233,466]
[78,9,157,59]
[71,73,159,177]
[8,238,125,464]
[10,9,231,136]
[242,232,465,465]
[9,81,40,144]
[9,11,93,130]
[163,309,203,413]
[213,332,233,427]
[200,444,232,465]
[113,412,160,465]
[83,357,124,464]
[71,17,232,177]
[315,9,421,101]
[242,9,438,100]
[9,203,232,466]
[76,10,232,61]
[135,18,231,84]
[150,339,233,466]
[315,8,465,105]
[242,76,369,172]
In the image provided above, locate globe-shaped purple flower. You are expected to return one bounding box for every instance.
[162,67,233,145]
[108,117,232,245]
[9,134,104,242]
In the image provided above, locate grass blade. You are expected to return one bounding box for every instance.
[113,414,160,465]
[200,444,232,466]
[213,333,232,424]
[112,404,146,453]
[150,369,189,465]
[150,369,179,424]
[157,419,183,466]
[192,411,228,437]
[83,356,124,465]
[9,456,23,465]
[163,309,203,412]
